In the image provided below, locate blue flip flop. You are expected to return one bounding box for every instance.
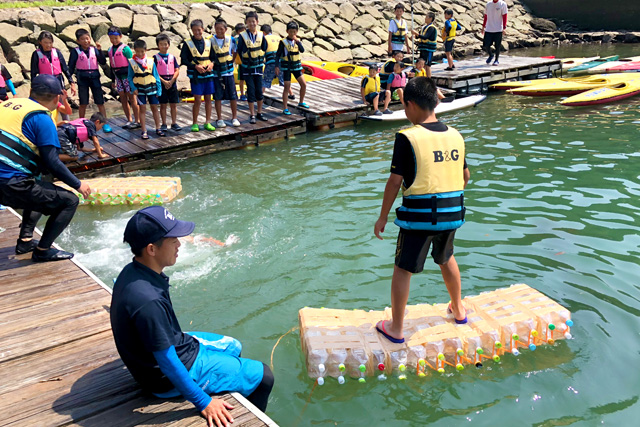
[298,102,310,108]
[376,321,405,344]
[283,109,291,115]
[448,304,468,324]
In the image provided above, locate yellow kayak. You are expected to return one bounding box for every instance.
[492,73,628,91]
[303,60,370,77]
[560,78,640,106]
[508,74,634,96]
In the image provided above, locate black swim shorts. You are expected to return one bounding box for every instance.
[395,228,457,273]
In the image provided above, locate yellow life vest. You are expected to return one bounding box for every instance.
[129,58,157,93]
[0,98,49,175]
[394,124,466,231]
[443,19,458,42]
[362,75,380,96]
[418,23,438,51]
[391,18,407,44]
[415,68,427,77]
[212,35,233,75]
[186,39,212,67]
[280,38,302,72]
[264,34,280,65]
[233,34,243,65]
[51,107,59,125]
[240,31,265,69]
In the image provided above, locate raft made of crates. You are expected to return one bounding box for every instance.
[299,284,573,384]
[58,176,182,206]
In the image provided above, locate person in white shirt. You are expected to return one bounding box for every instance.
[388,3,410,54]
[482,0,508,65]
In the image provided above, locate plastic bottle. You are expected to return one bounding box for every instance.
[408,345,428,377]
[346,347,369,382]
[305,330,329,382]
[390,349,408,380]
[372,349,387,380]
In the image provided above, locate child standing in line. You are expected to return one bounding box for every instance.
[442,9,462,71]
[155,33,182,132]
[360,65,390,116]
[412,12,438,78]
[30,31,76,98]
[232,23,247,101]
[275,21,308,115]
[180,19,216,132]
[388,3,410,55]
[261,25,281,93]
[374,77,470,344]
[210,19,240,128]
[0,62,17,101]
[68,28,111,132]
[128,40,164,140]
[236,12,268,124]
[107,26,140,130]
[57,112,109,161]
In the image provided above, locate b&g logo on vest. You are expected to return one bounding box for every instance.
[433,149,460,162]
[3,102,22,111]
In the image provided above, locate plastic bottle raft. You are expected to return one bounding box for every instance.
[299,284,573,384]
[56,176,182,206]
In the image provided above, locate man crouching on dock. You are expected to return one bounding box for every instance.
[374,77,470,343]
[111,206,273,426]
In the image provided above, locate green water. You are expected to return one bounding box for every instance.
[58,46,640,426]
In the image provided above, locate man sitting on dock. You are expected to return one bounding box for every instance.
[112,206,274,426]
[0,75,91,262]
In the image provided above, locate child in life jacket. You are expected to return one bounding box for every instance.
[50,89,73,126]
[275,21,309,115]
[128,39,164,139]
[107,26,140,130]
[30,31,75,97]
[360,65,391,116]
[236,12,269,124]
[154,33,182,132]
[58,112,108,162]
[260,24,293,100]
[232,23,247,101]
[0,63,17,101]
[210,19,240,127]
[68,28,111,132]
[386,61,413,105]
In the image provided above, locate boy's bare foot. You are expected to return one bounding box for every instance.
[375,320,405,343]
[97,153,109,159]
[447,303,468,324]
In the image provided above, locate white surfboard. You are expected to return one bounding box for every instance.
[361,95,487,122]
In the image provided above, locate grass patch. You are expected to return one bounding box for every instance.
[0,0,237,10]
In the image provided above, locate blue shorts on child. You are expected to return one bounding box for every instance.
[214,75,237,101]
[190,79,215,96]
[137,94,159,105]
[262,63,284,89]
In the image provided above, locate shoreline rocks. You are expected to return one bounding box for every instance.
[1,0,638,100]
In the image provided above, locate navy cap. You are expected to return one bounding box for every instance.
[30,74,63,95]
[123,206,195,251]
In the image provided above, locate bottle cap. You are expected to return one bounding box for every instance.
[493,355,501,362]
[456,363,464,371]
[512,349,520,356]
[531,330,538,337]
[437,353,445,361]
[318,364,325,373]
[548,323,556,330]
[566,319,574,327]
[418,359,426,367]
[398,364,406,372]
[495,341,502,349]
[476,347,484,354]
[512,333,519,341]
[456,348,464,356]
[359,378,366,383]
[529,344,537,351]
[317,377,324,386]
[564,332,572,339]
[378,363,385,371]
[359,364,366,373]
[339,363,346,372]
[338,375,345,384]
[437,368,445,374]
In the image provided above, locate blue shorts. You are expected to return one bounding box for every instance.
[262,63,284,89]
[420,50,435,66]
[444,40,455,53]
[365,92,379,103]
[153,331,264,398]
[137,94,159,105]
[190,79,215,96]
[214,75,238,101]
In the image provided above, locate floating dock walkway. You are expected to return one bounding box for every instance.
[0,209,278,427]
[68,102,306,179]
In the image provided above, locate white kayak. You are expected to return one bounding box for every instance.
[361,95,486,121]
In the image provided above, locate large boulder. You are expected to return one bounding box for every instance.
[351,47,371,60]
[371,25,389,41]
[19,9,56,32]
[530,18,557,33]
[272,21,288,38]
[258,13,274,26]
[316,26,335,38]
[338,3,358,23]
[168,3,189,18]
[330,38,351,49]
[273,2,298,18]
[342,31,369,47]
[296,14,319,31]
[296,2,326,20]
[319,17,342,36]
[364,30,382,45]
[334,17,352,33]
[323,2,340,16]
[96,34,130,54]
[253,2,277,15]
[362,44,387,57]
[328,48,353,62]
[0,23,33,49]
[139,36,158,50]
[217,6,244,30]
[172,23,190,41]
[131,15,161,39]
[60,24,91,43]
[4,62,25,86]
[106,8,134,32]
[156,6,184,24]
[130,5,158,16]
[9,43,35,72]
[93,23,111,44]
[83,16,112,32]
[53,10,83,32]
[352,14,376,31]
[315,38,335,52]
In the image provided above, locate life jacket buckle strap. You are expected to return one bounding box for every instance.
[431,196,438,225]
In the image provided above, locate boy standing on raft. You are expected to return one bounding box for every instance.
[374,77,470,343]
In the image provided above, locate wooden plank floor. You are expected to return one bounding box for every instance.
[0,209,278,427]
[67,102,305,178]
[430,55,562,92]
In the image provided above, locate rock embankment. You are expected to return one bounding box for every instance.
[0,0,638,100]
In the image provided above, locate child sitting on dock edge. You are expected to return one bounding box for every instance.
[360,65,390,116]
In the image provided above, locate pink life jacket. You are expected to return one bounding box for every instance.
[108,44,128,70]
[154,53,175,78]
[75,47,98,71]
[36,48,62,76]
[390,72,407,89]
[0,68,5,88]
[69,118,89,143]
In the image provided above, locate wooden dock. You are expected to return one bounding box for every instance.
[429,55,562,93]
[67,102,306,179]
[0,208,278,427]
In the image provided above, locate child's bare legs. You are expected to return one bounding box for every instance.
[426,66,432,78]
[372,94,380,111]
[440,255,465,320]
[239,80,245,97]
[297,75,307,104]
[119,91,132,122]
[397,88,404,105]
[170,103,177,125]
[257,99,263,115]
[382,265,412,339]
[160,103,168,126]
[383,90,391,110]
[59,154,78,162]
[150,104,161,130]
[282,81,292,110]
[230,99,238,120]
[215,100,223,120]
[78,104,87,118]
[129,93,140,123]
[204,94,212,123]
[192,95,201,125]
[446,52,453,68]
[139,104,147,133]
[97,104,107,118]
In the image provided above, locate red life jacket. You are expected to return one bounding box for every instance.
[154,53,176,78]
[69,118,89,143]
[75,47,98,71]
[108,44,129,71]
[390,72,407,88]
[36,48,62,76]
